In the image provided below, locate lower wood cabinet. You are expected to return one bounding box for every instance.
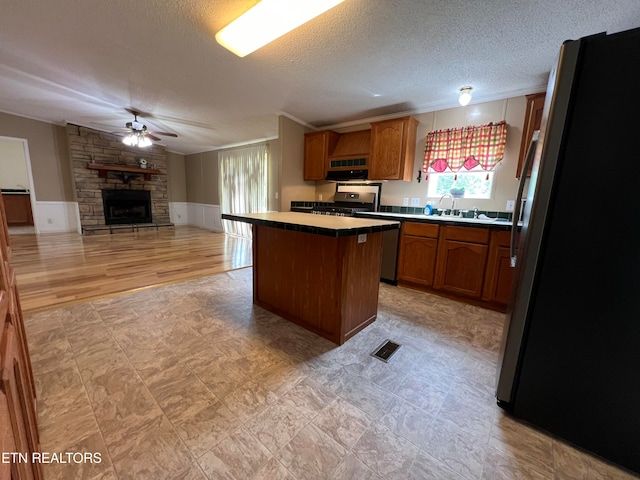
[398,236,438,286]
[2,195,33,226]
[483,230,518,304]
[397,221,515,308]
[434,240,488,298]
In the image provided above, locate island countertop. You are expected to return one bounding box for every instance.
[222,212,400,237]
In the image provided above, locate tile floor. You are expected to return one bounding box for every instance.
[24,268,639,480]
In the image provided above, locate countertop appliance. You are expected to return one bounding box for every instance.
[496,27,640,474]
[311,192,376,216]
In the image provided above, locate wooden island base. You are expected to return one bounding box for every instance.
[252,225,383,345]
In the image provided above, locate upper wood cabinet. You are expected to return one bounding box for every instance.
[516,92,546,179]
[369,116,419,181]
[303,130,339,181]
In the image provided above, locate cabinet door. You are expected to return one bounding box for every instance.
[434,240,488,298]
[483,245,514,304]
[370,117,418,181]
[398,235,438,286]
[516,93,546,179]
[2,195,33,226]
[483,230,517,304]
[1,324,43,480]
[304,131,338,181]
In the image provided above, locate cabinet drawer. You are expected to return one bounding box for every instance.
[492,230,512,248]
[402,222,439,238]
[441,226,489,244]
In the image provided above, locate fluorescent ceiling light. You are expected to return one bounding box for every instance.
[216,0,345,57]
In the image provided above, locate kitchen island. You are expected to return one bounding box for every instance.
[222,212,400,345]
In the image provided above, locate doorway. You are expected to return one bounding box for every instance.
[0,137,37,234]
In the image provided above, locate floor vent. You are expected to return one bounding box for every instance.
[370,340,401,363]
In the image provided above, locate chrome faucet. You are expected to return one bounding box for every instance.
[439,194,455,214]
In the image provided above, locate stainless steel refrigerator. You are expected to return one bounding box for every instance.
[496,27,640,474]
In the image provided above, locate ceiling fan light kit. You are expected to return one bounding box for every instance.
[215,0,345,57]
[120,110,178,148]
[122,133,152,148]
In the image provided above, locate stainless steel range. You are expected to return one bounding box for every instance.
[311,192,376,216]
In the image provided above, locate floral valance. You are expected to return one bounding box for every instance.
[422,121,507,173]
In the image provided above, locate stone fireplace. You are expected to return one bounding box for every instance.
[67,124,171,233]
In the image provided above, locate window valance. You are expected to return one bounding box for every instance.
[423,121,507,173]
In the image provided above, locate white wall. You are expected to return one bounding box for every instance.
[278,115,315,211]
[0,139,30,189]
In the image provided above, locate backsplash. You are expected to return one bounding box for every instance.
[379,205,513,220]
[291,200,513,220]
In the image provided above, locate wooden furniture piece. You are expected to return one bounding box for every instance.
[2,194,33,226]
[369,116,419,181]
[434,226,490,298]
[303,130,339,181]
[397,222,439,287]
[516,92,546,178]
[0,194,43,479]
[483,230,518,304]
[222,212,399,345]
[87,163,161,182]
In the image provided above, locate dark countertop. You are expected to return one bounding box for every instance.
[1,189,30,195]
[222,212,400,238]
[354,211,521,230]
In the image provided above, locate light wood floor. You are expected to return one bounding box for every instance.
[8,226,253,314]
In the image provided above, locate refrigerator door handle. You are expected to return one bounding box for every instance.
[511,130,540,267]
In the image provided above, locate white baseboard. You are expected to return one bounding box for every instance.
[34,201,80,233]
[186,203,223,232]
[169,202,189,225]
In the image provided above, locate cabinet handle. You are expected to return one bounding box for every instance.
[510,130,539,267]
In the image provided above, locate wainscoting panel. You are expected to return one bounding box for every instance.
[169,202,188,225]
[33,201,81,233]
[186,203,223,232]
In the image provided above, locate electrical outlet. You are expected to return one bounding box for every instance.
[411,198,420,207]
[357,233,367,243]
[506,200,515,211]
[275,192,279,199]
[318,194,323,201]
[402,197,409,206]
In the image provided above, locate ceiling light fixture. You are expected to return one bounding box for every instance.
[215,0,345,57]
[458,86,473,106]
[122,132,152,148]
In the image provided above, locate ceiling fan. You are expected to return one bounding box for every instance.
[121,109,178,147]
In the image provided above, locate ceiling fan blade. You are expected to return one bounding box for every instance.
[152,131,178,138]
[146,133,162,141]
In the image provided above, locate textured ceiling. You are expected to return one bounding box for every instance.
[0,0,638,154]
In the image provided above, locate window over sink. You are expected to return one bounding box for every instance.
[422,120,505,199]
[427,169,495,199]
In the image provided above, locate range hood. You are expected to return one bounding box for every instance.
[325,169,368,181]
[328,130,371,159]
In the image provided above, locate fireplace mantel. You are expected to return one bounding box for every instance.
[87,163,161,182]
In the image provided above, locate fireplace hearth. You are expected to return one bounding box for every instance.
[102,189,152,225]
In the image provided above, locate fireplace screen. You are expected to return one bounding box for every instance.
[102,189,152,225]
